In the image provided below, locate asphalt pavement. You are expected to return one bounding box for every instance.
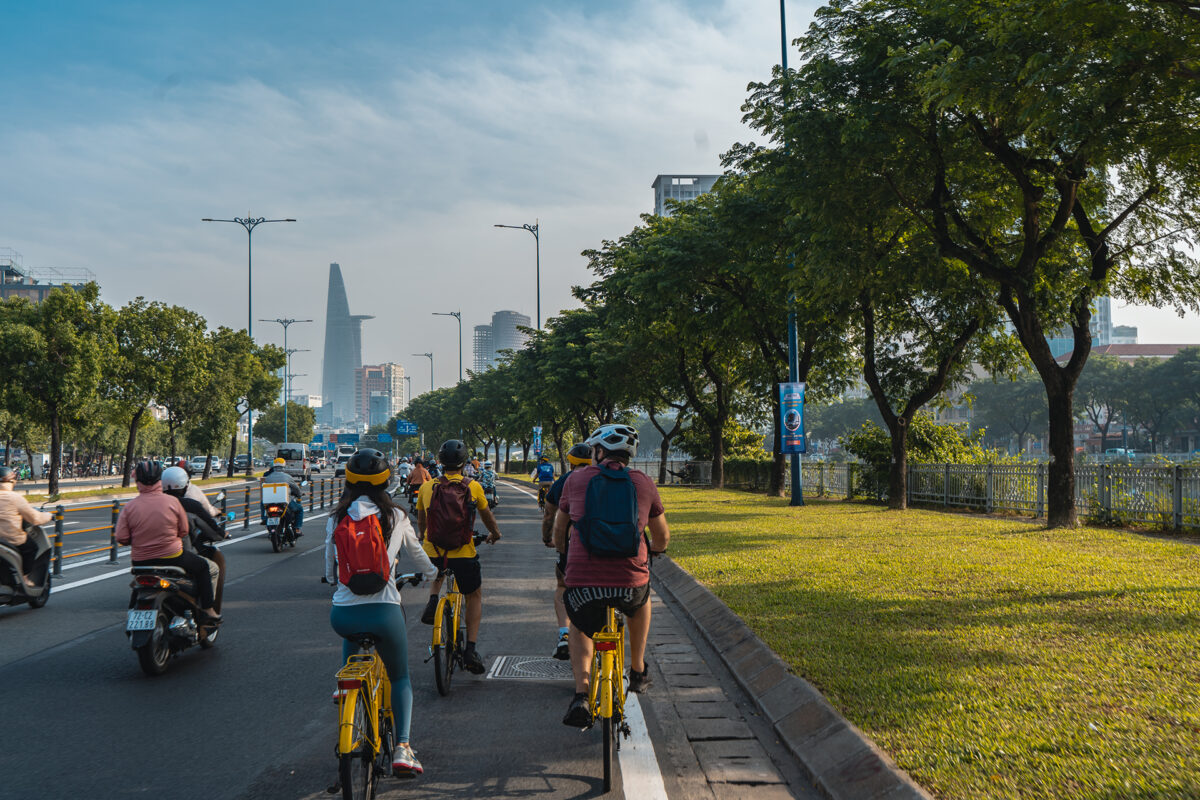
[1,480,816,800]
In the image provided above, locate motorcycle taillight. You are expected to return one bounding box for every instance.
[135,575,171,589]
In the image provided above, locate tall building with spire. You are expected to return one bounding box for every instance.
[321,263,373,425]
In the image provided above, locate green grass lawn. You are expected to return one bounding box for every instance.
[659,488,1200,800]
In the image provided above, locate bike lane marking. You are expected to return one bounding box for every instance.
[50,510,335,594]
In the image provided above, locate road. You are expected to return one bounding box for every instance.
[1,480,815,799]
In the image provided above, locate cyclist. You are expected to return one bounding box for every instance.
[0,465,52,586]
[260,457,304,535]
[553,424,669,726]
[532,456,555,509]
[116,461,221,623]
[416,439,502,675]
[325,449,437,778]
[477,461,499,507]
[541,443,593,660]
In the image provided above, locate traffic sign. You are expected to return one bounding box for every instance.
[377,433,393,443]
[394,419,418,436]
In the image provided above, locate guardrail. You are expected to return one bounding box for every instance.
[48,477,347,575]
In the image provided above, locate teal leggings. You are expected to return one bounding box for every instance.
[330,603,414,743]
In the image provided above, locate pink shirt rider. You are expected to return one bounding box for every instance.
[559,460,664,589]
[115,482,190,561]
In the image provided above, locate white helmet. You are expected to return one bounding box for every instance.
[161,466,190,493]
[483,461,492,468]
[586,424,639,458]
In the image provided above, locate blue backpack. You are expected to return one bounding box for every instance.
[575,465,641,558]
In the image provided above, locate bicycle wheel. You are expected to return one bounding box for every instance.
[433,604,454,696]
[339,695,375,800]
[602,714,614,792]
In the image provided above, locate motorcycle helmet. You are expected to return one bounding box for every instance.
[162,466,190,495]
[438,439,468,469]
[483,461,492,469]
[585,424,639,458]
[0,466,16,483]
[273,457,286,466]
[135,460,163,485]
[346,449,390,486]
[567,443,594,466]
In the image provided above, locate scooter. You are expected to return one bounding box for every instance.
[0,524,52,610]
[264,501,298,552]
[126,493,227,676]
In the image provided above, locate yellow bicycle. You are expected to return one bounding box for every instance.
[332,574,422,800]
[428,533,487,696]
[588,604,630,793]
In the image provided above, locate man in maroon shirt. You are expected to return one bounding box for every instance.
[553,424,670,728]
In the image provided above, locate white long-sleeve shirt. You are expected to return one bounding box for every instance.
[324,497,436,607]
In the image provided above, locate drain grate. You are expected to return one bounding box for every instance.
[487,655,575,681]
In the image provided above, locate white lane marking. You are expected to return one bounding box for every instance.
[620,693,670,800]
[500,481,539,500]
[50,510,334,594]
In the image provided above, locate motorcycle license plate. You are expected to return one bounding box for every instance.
[126,610,157,631]
[266,517,278,527]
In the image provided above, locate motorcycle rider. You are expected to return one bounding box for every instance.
[0,465,52,587]
[176,459,220,518]
[161,466,227,609]
[116,461,220,622]
[396,457,413,483]
[260,457,304,535]
[477,461,499,506]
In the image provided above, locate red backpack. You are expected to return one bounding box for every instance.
[333,513,390,595]
[425,476,477,553]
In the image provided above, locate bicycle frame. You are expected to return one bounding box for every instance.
[587,606,626,722]
[336,650,392,757]
[430,574,462,650]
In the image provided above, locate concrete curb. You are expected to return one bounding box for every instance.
[652,556,933,800]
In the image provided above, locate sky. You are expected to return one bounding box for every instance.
[2,0,1196,398]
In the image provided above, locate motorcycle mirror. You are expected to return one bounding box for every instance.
[214,491,226,503]
[301,480,310,487]
[226,511,236,521]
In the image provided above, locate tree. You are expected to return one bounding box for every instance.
[255,402,316,444]
[968,372,1048,454]
[1076,355,1126,453]
[0,284,115,495]
[200,328,283,477]
[1119,358,1179,453]
[807,398,885,448]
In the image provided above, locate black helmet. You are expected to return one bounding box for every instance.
[438,439,468,469]
[345,449,390,487]
[567,443,593,466]
[135,460,163,485]
[0,466,16,483]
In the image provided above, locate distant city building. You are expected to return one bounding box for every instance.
[1055,343,1193,364]
[0,248,95,301]
[1044,297,1122,358]
[369,392,392,428]
[472,311,531,371]
[355,362,406,424]
[651,174,720,216]
[472,324,493,373]
[294,394,323,409]
[1111,325,1138,345]
[321,263,374,425]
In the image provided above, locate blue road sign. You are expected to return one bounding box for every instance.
[377,433,393,443]
[394,420,418,436]
[311,433,324,443]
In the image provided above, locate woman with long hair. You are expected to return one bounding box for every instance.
[325,449,436,777]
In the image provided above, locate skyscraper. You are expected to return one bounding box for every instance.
[472,324,494,373]
[490,310,531,364]
[355,363,406,424]
[651,174,720,216]
[321,263,374,425]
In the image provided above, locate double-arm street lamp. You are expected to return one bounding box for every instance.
[493,221,541,330]
[412,352,434,394]
[432,311,462,382]
[260,318,312,444]
[202,214,295,474]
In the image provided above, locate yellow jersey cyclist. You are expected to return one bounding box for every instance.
[553,424,670,727]
[541,443,594,660]
[416,439,502,674]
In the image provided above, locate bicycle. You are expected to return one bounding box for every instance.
[537,482,551,511]
[331,573,423,800]
[427,532,488,696]
[585,604,630,793]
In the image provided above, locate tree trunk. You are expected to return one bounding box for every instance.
[768,452,786,498]
[123,409,144,488]
[3,437,10,466]
[887,418,908,510]
[23,439,36,478]
[227,431,238,478]
[203,454,213,480]
[709,423,725,489]
[658,436,671,486]
[1045,385,1078,527]
[49,412,61,496]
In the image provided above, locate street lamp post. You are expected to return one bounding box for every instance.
[412,353,434,394]
[493,221,541,330]
[404,376,412,410]
[259,318,312,444]
[203,214,295,474]
[779,1,804,506]
[432,311,463,382]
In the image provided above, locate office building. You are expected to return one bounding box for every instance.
[294,394,323,409]
[1111,325,1139,345]
[651,174,720,216]
[1,248,95,301]
[320,263,374,425]
[472,324,493,373]
[355,362,406,424]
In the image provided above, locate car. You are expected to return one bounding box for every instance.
[189,457,208,472]
[232,455,251,470]
[334,454,351,477]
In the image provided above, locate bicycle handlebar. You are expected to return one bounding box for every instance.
[395,572,424,587]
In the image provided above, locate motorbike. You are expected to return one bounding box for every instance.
[0,523,52,610]
[481,480,499,508]
[126,492,227,676]
[263,481,307,552]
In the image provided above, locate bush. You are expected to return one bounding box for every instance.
[840,413,1008,469]
[723,457,776,491]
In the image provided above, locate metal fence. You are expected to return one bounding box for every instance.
[629,460,712,485]
[47,476,346,575]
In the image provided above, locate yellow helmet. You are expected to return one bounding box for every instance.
[273,457,286,466]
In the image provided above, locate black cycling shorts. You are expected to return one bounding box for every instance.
[432,554,482,595]
[563,584,650,638]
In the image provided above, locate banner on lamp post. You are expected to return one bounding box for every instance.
[776,382,807,455]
